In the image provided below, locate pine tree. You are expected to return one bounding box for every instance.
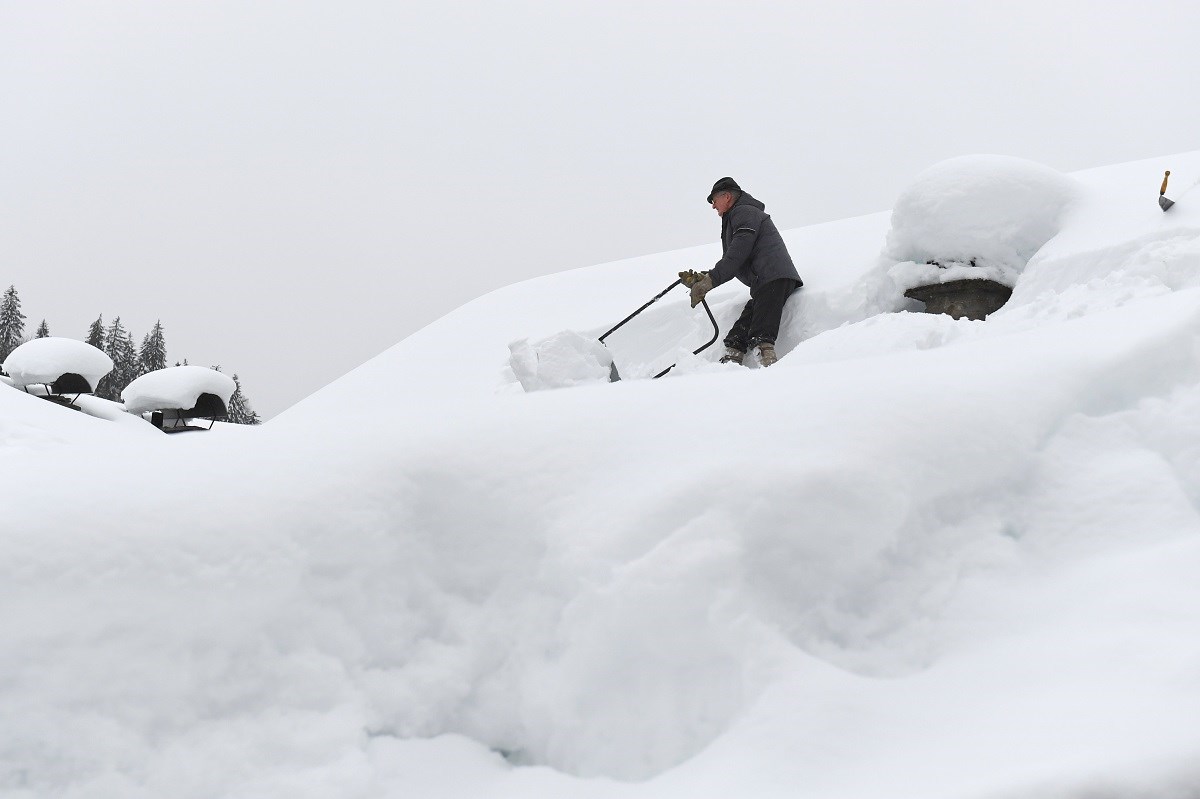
[139,320,168,374]
[226,373,262,425]
[85,315,105,350]
[116,330,139,398]
[97,317,138,400]
[0,285,27,362]
[35,320,50,338]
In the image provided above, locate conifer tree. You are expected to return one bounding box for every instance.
[115,330,139,397]
[97,317,138,400]
[35,320,50,338]
[139,320,168,374]
[226,373,262,425]
[0,285,27,362]
[85,316,105,350]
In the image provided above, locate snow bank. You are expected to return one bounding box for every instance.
[121,365,237,413]
[1,336,112,391]
[508,331,613,391]
[883,154,1079,289]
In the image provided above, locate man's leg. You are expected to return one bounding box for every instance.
[748,279,800,365]
[722,299,755,363]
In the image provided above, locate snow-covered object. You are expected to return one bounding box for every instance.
[121,365,236,413]
[884,155,1080,289]
[508,330,613,391]
[1,336,113,390]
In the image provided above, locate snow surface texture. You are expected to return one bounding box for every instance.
[121,364,237,413]
[1,336,112,391]
[5,152,1200,799]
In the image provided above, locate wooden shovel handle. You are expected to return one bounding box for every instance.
[1161,170,1171,195]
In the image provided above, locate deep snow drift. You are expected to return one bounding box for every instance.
[4,152,1200,799]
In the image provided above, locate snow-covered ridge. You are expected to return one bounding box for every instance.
[4,151,1200,798]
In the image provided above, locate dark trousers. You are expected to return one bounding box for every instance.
[723,279,800,351]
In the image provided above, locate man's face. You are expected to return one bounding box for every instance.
[711,191,735,216]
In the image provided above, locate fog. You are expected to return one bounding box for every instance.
[3,1,1197,416]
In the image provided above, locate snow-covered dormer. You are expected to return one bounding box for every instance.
[122,365,236,432]
[1,337,113,398]
[884,155,1080,319]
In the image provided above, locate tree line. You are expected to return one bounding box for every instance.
[1,285,260,425]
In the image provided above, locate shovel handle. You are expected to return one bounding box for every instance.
[598,278,683,343]
[1161,171,1171,196]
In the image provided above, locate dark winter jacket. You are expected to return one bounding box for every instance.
[709,192,803,296]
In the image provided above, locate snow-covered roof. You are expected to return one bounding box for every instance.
[121,365,236,413]
[73,395,164,436]
[7,150,1200,799]
[1,337,113,391]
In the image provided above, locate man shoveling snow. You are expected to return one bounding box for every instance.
[688,177,804,367]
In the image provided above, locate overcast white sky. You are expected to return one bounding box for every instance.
[3,1,1198,417]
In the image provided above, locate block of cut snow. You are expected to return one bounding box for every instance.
[121,365,236,414]
[508,330,614,391]
[2,337,113,391]
[884,155,1080,283]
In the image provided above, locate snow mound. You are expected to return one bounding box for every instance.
[1,337,113,390]
[121,365,236,413]
[508,331,613,391]
[884,155,1079,288]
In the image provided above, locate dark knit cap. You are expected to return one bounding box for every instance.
[706,177,741,204]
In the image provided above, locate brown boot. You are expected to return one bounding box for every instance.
[719,346,745,365]
[757,342,778,367]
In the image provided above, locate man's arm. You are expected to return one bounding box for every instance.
[708,207,759,287]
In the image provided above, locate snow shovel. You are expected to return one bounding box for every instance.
[598,273,720,382]
[1160,170,1175,211]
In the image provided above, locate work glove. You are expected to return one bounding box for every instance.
[689,272,714,308]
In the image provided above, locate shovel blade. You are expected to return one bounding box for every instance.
[1160,195,1175,211]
